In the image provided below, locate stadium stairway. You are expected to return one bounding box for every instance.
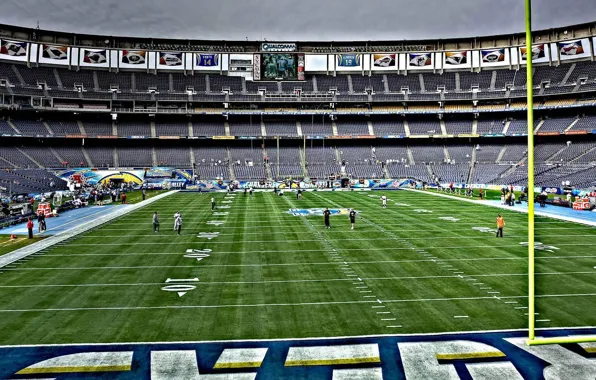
[403,120,411,137]
[77,120,87,135]
[502,120,512,134]
[496,146,508,163]
[407,146,415,164]
[7,120,20,134]
[367,121,375,136]
[16,148,42,168]
[443,146,451,162]
[43,121,54,135]
[468,148,477,183]
[82,147,94,167]
[113,147,119,167]
[564,117,581,132]
[49,147,64,164]
[570,145,596,163]
[298,148,307,178]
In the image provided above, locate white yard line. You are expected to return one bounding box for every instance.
[2,325,595,348]
[0,292,594,313]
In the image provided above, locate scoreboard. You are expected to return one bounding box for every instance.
[254,53,305,81]
[253,44,304,81]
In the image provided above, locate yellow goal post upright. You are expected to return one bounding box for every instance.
[525,0,596,346]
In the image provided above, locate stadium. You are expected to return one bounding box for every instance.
[1,4,596,378]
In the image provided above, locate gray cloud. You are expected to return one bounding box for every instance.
[0,0,594,42]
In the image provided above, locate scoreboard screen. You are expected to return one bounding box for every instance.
[259,53,304,81]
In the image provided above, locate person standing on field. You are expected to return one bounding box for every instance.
[153,212,160,233]
[173,211,180,231]
[175,214,182,235]
[324,208,331,229]
[27,217,34,239]
[211,197,216,211]
[496,214,505,238]
[381,194,387,208]
[349,209,356,230]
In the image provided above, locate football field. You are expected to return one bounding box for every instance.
[1,189,595,346]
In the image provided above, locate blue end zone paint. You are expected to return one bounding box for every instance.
[0,205,134,236]
[1,328,595,379]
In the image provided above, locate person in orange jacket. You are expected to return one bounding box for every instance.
[496,214,505,238]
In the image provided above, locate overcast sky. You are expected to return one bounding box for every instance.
[0,0,595,42]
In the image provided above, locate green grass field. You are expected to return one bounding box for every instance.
[0,189,595,346]
[0,236,45,257]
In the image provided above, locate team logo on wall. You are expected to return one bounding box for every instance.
[122,50,146,64]
[520,44,545,60]
[83,49,107,64]
[42,44,68,60]
[196,53,219,67]
[408,53,432,67]
[159,52,183,66]
[373,54,396,67]
[337,54,361,67]
[481,49,505,63]
[558,40,584,56]
[0,40,27,56]
[444,51,467,65]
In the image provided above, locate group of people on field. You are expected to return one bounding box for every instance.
[152,211,183,235]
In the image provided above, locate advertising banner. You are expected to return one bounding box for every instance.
[122,50,146,65]
[444,51,467,65]
[520,44,545,60]
[159,52,183,66]
[196,53,219,67]
[0,40,27,56]
[372,54,396,68]
[336,54,361,67]
[83,50,107,64]
[481,49,505,63]
[42,44,68,60]
[558,40,584,56]
[408,53,432,67]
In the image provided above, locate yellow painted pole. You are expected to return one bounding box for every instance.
[529,335,596,346]
[525,0,536,343]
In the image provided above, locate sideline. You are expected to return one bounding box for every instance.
[0,191,179,268]
[405,189,596,227]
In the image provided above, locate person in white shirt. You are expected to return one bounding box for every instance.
[211,197,216,211]
[174,214,182,235]
[173,212,180,231]
[567,192,572,207]
[381,195,387,208]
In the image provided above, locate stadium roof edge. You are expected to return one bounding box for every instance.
[0,21,595,52]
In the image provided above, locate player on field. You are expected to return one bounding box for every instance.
[349,209,356,230]
[496,214,505,238]
[324,208,331,229]
[381,194,387,208]
[211,197,216,211]
[175,214,182,235]
[249,187,254,196]
[173,211,180,231]
[153,212,160,233]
